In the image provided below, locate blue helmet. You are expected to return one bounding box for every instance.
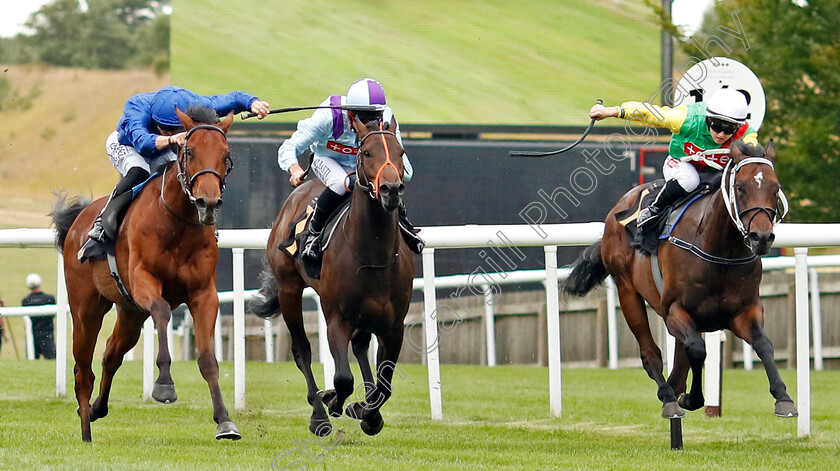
[151,86,200,127]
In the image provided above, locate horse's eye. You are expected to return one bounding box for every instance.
[735,184,746,194]
[363,150,371,158]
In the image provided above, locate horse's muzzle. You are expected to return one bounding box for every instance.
[195,198,222,225]
[747,230,775,256]
[378,182,404,212]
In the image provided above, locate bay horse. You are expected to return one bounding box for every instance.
[562,140,797,420]
[51,106,239,442]
[250,115,414,437]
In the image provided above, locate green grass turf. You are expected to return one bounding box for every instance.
[171,0,661,125]
[0,359,837,470]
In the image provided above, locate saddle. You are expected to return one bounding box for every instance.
[616,173,721,255]
[279,194,352,279]
[80,171,162,263]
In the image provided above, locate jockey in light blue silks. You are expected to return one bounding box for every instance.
[277,78,423,260]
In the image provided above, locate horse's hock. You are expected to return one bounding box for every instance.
[205,269,840,368]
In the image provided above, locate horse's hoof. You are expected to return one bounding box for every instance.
[775,400,798,418]
[677,394,704,411]
[310,419,333,437]
[152,383,178,404]
[360,412,384,436]
[215,421,242,440]
[345,402,366,420]
[662,401,686,419]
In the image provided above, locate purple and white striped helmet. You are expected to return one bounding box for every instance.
[346,78,387,111]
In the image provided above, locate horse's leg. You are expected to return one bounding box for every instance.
[325,316,355,420]
[149,298,178,403]
[346,325,403,436]
[665,305,706,412]
[70,294,111,442]
[90,308,145,421]
[667,339,690,397]
[730,307,797,417]
[279,286,331,436]
[189,293,241,440]
[615,282,683,418]
[350,329,376,399]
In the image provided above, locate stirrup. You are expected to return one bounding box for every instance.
[300,232,322,259]
[87,216,107,242]
[636,206,660,227]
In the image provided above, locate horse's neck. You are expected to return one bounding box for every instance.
[346,190,400,258]
[698,190,751,258]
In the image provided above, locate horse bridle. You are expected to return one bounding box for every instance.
[176,124,233,203]
[354,129,403,199]
[721,156,789,241]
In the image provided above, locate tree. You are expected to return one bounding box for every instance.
[683,0,840,222]
[20,0,170,71]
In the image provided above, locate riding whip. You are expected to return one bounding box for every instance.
[509,99,602,157]
[240,104,386,120]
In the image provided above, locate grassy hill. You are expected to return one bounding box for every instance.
[0,66,166,346]
[172,0,661,125]
[0,65,168,227]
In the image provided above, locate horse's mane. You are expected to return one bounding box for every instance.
[732,139,765,157]
[185,105,220,125]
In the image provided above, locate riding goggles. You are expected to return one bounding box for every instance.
[706,117,740,135]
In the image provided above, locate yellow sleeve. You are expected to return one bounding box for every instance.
[742,130,759,147]
[620,101,687,135]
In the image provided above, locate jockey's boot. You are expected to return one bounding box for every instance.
[78,168,149,262]
[637,179,689,228]
[398,204,425,254]
[300,188,344,261]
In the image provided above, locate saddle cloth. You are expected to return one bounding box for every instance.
[279,195,351,279]
[615,174,720,255]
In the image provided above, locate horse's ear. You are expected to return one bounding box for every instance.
[766,139,776,161]
[729,139,745,163]
[384,116,397,131]
[351,113,369,139]
[219,112,234,134]
[176,107,195,129]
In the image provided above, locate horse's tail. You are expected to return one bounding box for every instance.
[50,192,92,253]
[248,257,281,319]
[562,240,608,297]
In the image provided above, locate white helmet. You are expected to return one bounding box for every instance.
[346,78,387,111]
[26,273,42,289]
[705,88,748,124]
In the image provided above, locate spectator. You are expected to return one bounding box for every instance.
[21,274,56,360]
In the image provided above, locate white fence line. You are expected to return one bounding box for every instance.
[3,224,840,437]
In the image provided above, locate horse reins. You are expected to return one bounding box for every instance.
[355,128,402,199]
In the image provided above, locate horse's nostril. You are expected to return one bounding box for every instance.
[379,185,390,197]
[397,183,405,195]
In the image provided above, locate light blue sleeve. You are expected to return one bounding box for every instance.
[277,106,332,171]
[392,114,413,182]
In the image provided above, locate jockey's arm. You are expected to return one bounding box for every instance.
[590,101,687,134]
